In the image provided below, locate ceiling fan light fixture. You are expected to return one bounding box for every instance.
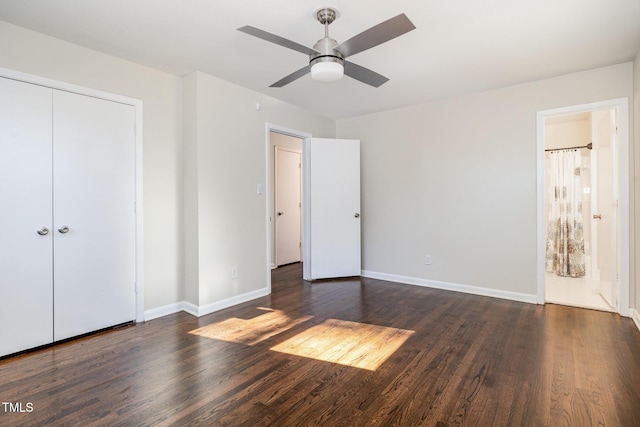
[310,60,344,82]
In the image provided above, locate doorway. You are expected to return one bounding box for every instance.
[265,125,363,286]
[536,98,630,316]
[266,125,309,287]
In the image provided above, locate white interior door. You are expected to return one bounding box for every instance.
[305,138,361,280]
[53,91,136,341]
[275,147,302,266]
[0,77,54,356]
[592,109,616,308]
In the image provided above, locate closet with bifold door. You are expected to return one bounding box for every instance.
[0,76,136,358]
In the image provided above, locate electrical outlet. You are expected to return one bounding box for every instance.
[231,266,238,279]
[424,255,431,265]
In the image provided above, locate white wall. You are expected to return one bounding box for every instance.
[544,116,591,150]
[183,71,333,310]
[337,63,634,300]
[182,72,200,306]
[0,21,183,311]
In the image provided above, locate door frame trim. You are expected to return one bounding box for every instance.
[0,67,145,323]
[536,97,630,316]
[265,124,312,288]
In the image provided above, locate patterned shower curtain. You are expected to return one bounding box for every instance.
[545,149,585,277]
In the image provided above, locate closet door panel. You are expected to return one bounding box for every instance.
[0,77,54,356]
[53,90,136,341]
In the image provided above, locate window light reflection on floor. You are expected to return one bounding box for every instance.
[270,319,414,371]
[189,309,414,371]
[188,307,313,346]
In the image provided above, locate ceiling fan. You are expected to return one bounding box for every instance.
[238,8,416,88]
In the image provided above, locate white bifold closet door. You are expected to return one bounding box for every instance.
[52,90,136,341]
[0,77,136,356]
[0,78,54,356]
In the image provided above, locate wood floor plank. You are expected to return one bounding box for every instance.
[1,262,639,426]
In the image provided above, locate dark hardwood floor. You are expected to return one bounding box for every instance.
[2,263,640,426]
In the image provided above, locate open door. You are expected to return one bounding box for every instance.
[304,138,361,280]
[591,109,618,309]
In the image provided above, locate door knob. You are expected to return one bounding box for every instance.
[58,225,70,234]
[277,212,284,216]
[354,213,360,218]
[593,214,602,220]
[37,227,49,236]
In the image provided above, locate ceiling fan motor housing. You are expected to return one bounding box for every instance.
[309,37,344,67]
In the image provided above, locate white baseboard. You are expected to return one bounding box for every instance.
[144,302,185,321]
[361,270,538,304]
[143,287,271,321]
[181,301,200,317]
[631,309,640,332]
[194,288,271,317]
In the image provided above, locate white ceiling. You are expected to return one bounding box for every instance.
[1,0,639,120]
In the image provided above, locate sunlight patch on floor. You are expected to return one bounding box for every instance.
[270,319,414,371]
[188,308,313,346]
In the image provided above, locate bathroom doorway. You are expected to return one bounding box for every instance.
[537,99,630,315]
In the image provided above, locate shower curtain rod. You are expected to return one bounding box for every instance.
[544,142,593,152]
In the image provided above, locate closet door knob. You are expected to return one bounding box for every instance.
[37,227,49,236]
[58,225,69,234]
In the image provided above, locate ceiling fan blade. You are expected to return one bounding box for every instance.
[270,65,311,87]
[335,14,416,58]
[238,25,319,56]
[344,61,389,88]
